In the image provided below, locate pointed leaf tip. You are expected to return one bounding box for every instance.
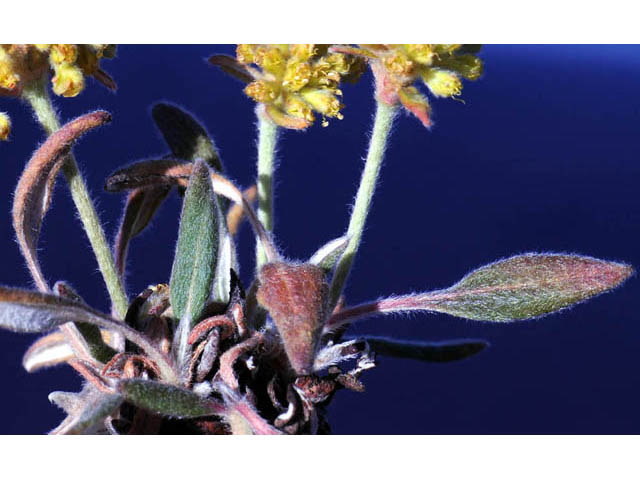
[429,253,634,322]
[327,253,633,329]
[13,111,112,291]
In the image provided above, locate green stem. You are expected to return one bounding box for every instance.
[255,111,278,269]
[22,79,129,319]
[328,100,397,309]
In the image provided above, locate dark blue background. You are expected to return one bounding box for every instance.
[0,45,638,434]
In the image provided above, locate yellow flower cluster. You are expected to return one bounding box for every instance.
[235,44,365,129]
[0,112,10,141]
[0,44,116,98]
[334,44,483,127]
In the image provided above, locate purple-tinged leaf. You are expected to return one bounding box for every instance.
[257,263,328,375]
[0,287,178,383]
[113,187,171,277]
[363,337,488,363]
[104,158,191,192]
[53,281,117,364]
[208,55,255,84]
[117,378,225,419]
[327,253,634,328]
[152,103,223,171]
[106,160,278,263]
[12,111,112,292]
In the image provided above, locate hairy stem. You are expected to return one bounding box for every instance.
[22,79,129,319]
[328,100,397,309]
[255,111,278,270]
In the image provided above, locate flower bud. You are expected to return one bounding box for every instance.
[52,64,85,97]
[422,69,462,98]
[299,88,342,118]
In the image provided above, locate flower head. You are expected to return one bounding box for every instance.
[331,44,483,127]
[0,44,116,139]
[0,112,10,141]
[210,45,365,129]
[0,44,116,98]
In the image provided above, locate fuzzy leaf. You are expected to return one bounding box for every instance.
[114,186,171,277]
[53,281,117,364]
[309,235,351,273]
[0,286,178,383]
[104,158,191,192]
[152,103,222,171]
[12,111,112,291]
[426,254,634,321]
[398,87,432,128]
[226,184,257,236]
[0,286,114,333]
[212,229,233,305]
[364,337,488,362]
[170,160,220,324]
[208,55,254,84]
[22,332,73,372]
[327,253,634,328]
[117,378,224,419]
[62,393,123,434]
[49,386,122,435]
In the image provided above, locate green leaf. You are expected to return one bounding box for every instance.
[327,253,634,328]
[170,160,222,371]
[170,160,220,325]
[364,337,488,362]
[308,235,350,274]
[63,393,123,435]
[49,386,123,435]
[428,253,634,321]
[117,379,224,419]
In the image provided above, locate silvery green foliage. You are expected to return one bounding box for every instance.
[0,103,633,435]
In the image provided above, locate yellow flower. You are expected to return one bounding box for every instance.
[331,44,483,128]
[0,112,10,141]
[0,44,116,139]
[211,44,365,129]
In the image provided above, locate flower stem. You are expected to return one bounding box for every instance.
[22,79,129,319]
[255,110,278,270]
[328,100,397,309]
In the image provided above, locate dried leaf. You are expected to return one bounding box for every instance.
[226,184,257,236]
[364,337,488,362]
[327,253,634,328]
[208,54,254,84]
[117,378,224,419]
[309,235,351,273]
[12,111,112,291]
[152,103,222,171]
